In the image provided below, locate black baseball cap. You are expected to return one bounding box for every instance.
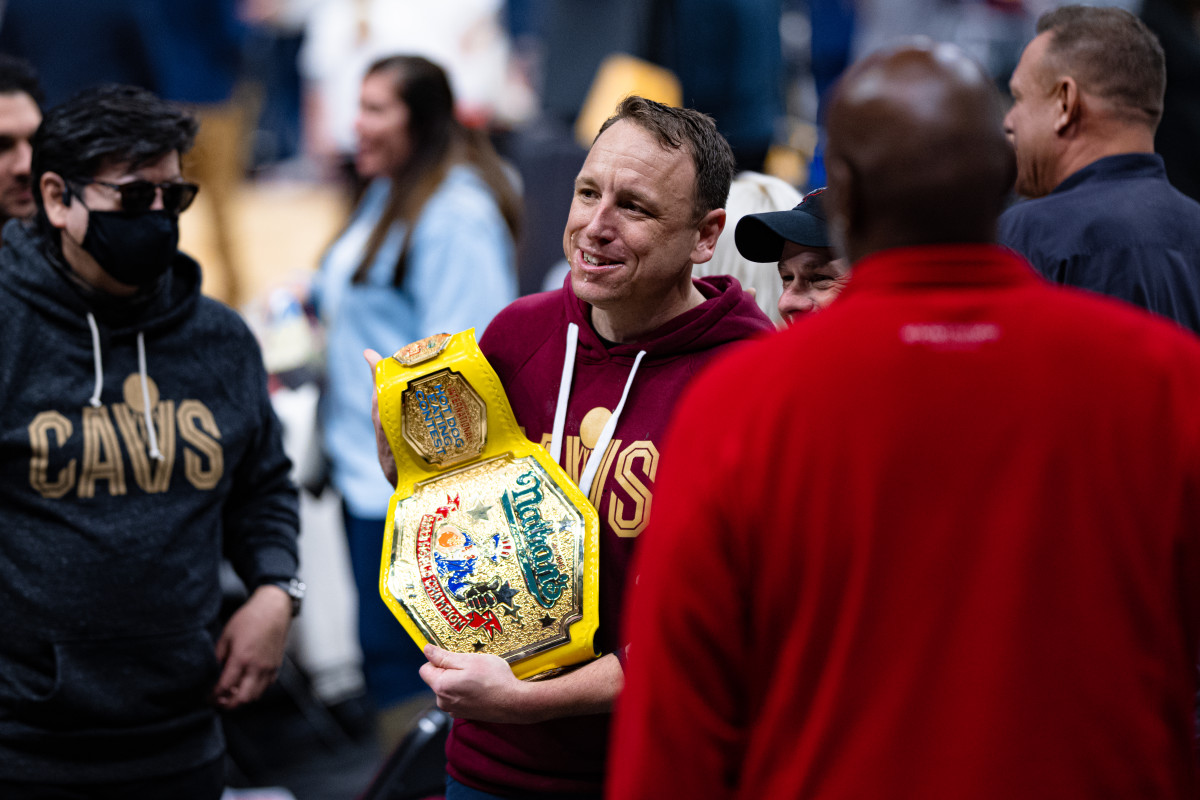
[734,187,830,262]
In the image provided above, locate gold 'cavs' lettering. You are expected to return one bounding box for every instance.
[177,400,223,490]
[113,401,176,493]
[560,435,622,507]
[80,406,127,498]
[609,443,658,538]
[28,411,74,498]
[537,433,658,538]
[28,399,224,498]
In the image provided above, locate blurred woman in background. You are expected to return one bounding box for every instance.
[311,54,519,748]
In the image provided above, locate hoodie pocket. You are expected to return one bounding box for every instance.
[15,628,220,732]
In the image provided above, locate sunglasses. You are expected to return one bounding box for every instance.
[71,177,200,215]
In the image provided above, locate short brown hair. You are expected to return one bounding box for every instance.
[1037,5,1165,126]
[596,96,736,222]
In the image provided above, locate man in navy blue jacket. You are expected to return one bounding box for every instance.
[999,4,1200,335]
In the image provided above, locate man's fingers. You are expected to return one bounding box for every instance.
[419,660,448,692]
[365,347,400,485]
[213,661,247,707]
[423,643,463,669]
[216,660,280,709]
[235,668,276,707]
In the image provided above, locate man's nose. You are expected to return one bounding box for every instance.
[778,288,815,321]
[582,202,615,241]
[14,140,32,175]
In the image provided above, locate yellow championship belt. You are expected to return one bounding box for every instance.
[374,330,600,680]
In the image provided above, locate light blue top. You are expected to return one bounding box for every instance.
[313,165,517,517]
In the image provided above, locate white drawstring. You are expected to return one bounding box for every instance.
[136,332,164,461]
[85,314,164,462]
[86,312,103,408]
[578,349,645,498]
[549,322,648,499]
[549,322,579,464]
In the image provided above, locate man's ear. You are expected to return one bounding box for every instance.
[40,172,71,230]
[1053,76,1079,135]
[690,207,725,265]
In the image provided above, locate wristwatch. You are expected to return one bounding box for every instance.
[268,578,306,617]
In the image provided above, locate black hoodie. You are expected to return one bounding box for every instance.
[0,220,299,782]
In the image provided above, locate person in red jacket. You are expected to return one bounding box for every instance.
[367,95,773,798]
[610,41,1200,800]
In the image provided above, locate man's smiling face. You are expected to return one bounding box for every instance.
[563,119,710,333]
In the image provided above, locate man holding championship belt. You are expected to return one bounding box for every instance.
[368,96,773,798]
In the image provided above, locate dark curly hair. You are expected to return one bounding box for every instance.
[0,54,42,104]
[32,84,197,226]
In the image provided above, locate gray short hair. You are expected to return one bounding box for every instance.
[1037,4,1165,126]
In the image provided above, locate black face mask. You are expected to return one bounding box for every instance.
[81,210,179,287]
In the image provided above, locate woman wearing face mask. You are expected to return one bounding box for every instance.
[734,187,852,326]
[310,54,519,747]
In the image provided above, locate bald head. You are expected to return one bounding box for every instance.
[824,41,1016,263]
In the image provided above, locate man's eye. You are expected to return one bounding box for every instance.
[0,136,15,153]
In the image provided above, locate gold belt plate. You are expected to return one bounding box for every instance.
[374,330,600,679]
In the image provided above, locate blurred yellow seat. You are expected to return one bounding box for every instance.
[574,54,682,148]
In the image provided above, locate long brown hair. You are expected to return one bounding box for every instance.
[350,55,522,286]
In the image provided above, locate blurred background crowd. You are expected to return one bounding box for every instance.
[0,1,1196,798]
[4,0,1194,313]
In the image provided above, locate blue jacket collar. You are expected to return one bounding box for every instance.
[1053,152,1166,195]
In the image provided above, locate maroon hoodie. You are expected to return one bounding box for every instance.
[447,274,773,796]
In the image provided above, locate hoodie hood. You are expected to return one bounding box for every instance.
[0,219,203,459]
[0,218,201,338]
[560,272,771,364]
[549,272,771,495]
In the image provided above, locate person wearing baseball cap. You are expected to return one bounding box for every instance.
[734,186,850,324]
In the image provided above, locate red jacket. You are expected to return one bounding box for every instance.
[611,245,1200,800]
[448,274,772,796]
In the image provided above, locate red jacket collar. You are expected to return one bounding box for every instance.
[839,243,1042,300]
